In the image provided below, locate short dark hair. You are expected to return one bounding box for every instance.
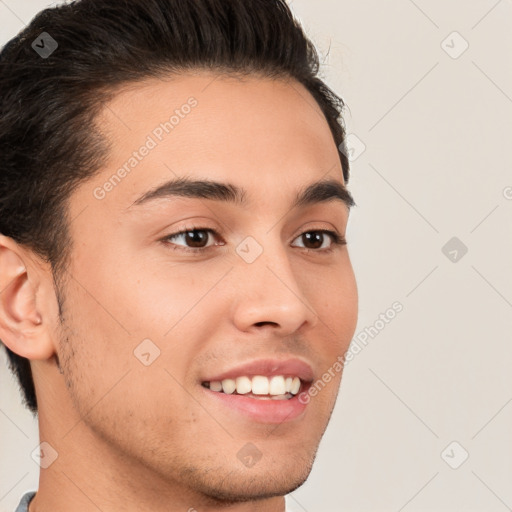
[0,0,351,416]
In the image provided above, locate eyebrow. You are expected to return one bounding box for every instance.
[127,176,355,211]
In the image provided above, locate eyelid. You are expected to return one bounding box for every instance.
[161,225,346,254]
[162,226,223,253]
[291,229,346,248]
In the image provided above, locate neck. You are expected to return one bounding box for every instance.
[31,418,287,512]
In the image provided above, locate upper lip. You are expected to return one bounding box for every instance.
[202,358,315,383]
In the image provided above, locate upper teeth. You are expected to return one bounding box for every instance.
[207,375,301,396]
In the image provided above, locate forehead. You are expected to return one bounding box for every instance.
[70,71,346,219]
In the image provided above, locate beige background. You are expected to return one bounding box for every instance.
[1,1,511,511]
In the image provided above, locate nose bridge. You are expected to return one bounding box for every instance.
[236,230,298,292]
[230,230,318,331]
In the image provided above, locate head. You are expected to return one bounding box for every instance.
[0,0,357,504]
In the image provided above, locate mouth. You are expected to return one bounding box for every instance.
[199,359,314,424]
[201,375,304,401]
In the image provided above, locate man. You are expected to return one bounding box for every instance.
[0,0,358,510]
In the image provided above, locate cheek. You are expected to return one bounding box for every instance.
[105,255,226,337]
[71,248,210,344]
[58,284,196,436]
[307,259,358,345]
[62,250,229,398]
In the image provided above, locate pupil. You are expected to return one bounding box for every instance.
[304,232,322,249]
[186,230,207,247]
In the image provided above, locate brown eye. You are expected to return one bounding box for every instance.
[163,228,219,251]
[182,230,209,248]
[301,232,324,249]
[162,227,345,255]
[292,230,345,252]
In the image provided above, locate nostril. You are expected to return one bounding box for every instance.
[254,321,278,327]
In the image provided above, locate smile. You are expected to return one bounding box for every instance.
[202,375,302,400]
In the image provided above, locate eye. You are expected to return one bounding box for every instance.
[162,227,221,253]
[161,227,346,254]
[291,230,346,253]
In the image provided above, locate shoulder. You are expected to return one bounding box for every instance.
[14,491,36,512]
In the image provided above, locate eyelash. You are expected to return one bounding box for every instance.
[161,226,347,255]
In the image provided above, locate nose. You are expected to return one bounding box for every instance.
[230,240,319,336]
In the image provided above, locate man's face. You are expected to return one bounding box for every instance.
[55,72,358,501]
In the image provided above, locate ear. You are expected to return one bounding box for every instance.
[0,234,57,361]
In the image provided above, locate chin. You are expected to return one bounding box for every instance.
[182,450,316,505]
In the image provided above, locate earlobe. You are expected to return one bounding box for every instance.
[0,236,55,361]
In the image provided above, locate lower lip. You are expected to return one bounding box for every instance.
[201,386,309,424]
